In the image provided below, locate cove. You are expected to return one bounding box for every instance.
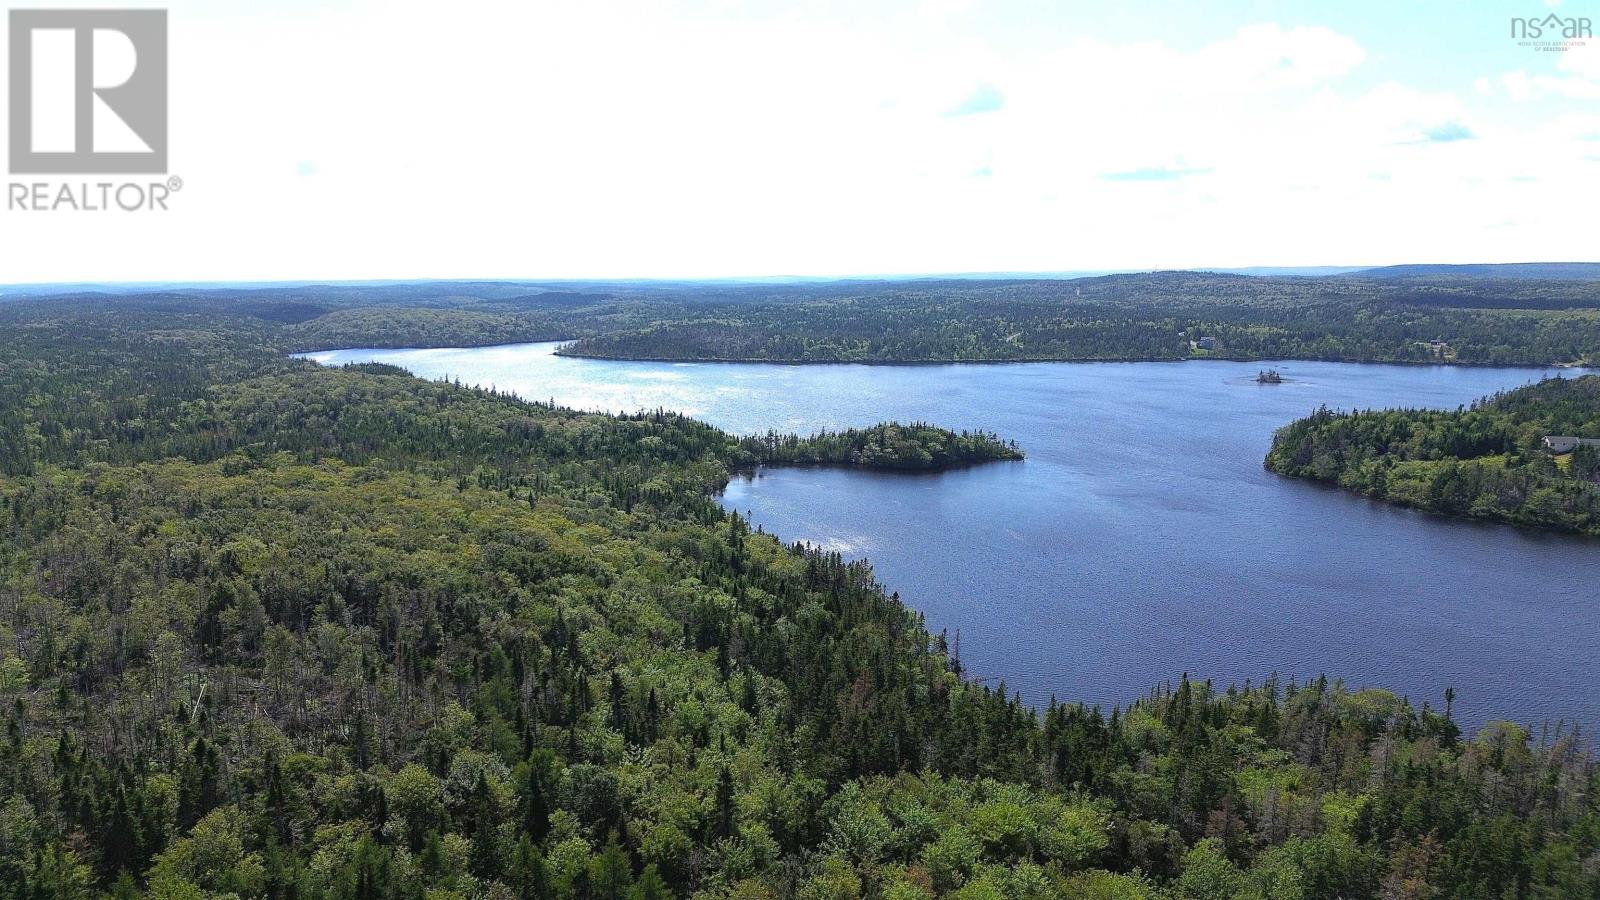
[301,342,1600,733]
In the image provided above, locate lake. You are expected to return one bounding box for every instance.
[302,343,1600,733]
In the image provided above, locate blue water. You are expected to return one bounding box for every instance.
[303,343,1600,733]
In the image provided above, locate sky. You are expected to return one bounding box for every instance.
[2,0,1599,282]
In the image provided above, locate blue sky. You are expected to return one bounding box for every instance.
[4,0,1598,281]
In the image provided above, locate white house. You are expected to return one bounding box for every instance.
[1543,436,1600,453]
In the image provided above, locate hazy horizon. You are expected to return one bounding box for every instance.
[13,261,1600,294]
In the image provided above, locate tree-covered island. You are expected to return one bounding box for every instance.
[739,422,1023,471]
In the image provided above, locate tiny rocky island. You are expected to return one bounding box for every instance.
[740,421,1023,471]
[1257,368,1284,384]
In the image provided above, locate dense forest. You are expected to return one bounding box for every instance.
[1265,376,1600,535]
[0,297,1597,899]
[547,272,1600,366]
[17,266,1598,367]
[739,424,1022,471]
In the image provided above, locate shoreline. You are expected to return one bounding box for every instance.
[726,456,1025,479]
[555,344,1594,371]
[291,340,1594,372]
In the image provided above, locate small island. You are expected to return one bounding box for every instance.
[1257,368,1284,384]
[741,421,1023,471]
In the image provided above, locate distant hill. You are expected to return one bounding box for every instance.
[12,269,1600,365]
[1343,263,1600,280]
[1204,266,1370,277]
[10,265,1600,299]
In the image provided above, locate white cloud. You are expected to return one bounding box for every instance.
[1499,41,1600,101]
[1558,40,1600,79]
[1,1,1596,281]
[1503,67,1600,101]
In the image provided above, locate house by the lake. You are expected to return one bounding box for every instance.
[1543,436,1600,453]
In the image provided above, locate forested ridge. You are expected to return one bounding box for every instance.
[0,300,1597,899]
[1265,376,1600,536]
[15,268,1599,367]
[553,273,1600,366]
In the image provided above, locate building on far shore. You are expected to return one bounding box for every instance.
[1543,436,1600,453]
